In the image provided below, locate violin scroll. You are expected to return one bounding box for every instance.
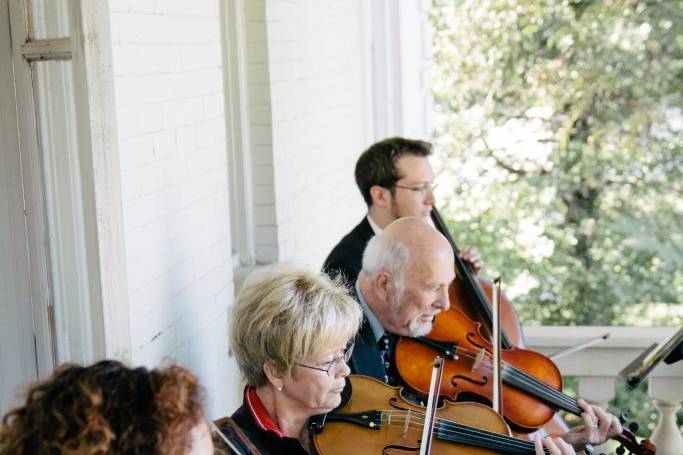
[607,412,656,455]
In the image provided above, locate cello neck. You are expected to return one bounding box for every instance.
[430,208,513,349]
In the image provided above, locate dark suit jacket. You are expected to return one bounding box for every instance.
[322,217,375,286]
[348,313,386,382]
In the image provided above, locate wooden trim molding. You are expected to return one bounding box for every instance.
[70,0,131,361]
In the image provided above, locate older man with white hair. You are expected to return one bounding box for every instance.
[348,216,621,454]
[349,216,454,383]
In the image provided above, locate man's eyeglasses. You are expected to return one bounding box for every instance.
[294,341,355,376]
[393,183,437,197]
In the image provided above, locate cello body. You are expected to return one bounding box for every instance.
[453,277,525,347]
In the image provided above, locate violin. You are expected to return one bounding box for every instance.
[313,374,587,455]
[392,207,655,454]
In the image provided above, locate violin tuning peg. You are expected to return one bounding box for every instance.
[628,421,639,433]
[619,412,629,425]
[615,445,626,455]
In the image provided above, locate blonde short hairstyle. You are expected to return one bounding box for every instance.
[229,263,362,387]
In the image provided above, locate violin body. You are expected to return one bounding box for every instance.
[314,375,514,455]
[394,304,563,433]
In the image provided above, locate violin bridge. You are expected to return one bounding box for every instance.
[472,348,486,372]
[402,409,410,438]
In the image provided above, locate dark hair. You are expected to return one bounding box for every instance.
[0,360,205,455]
[354,137,432,205]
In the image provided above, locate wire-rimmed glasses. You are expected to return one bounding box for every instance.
[393,183,437,197]
[294,341,355,376]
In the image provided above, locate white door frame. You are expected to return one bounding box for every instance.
[69,0,131,362]
[0,0,40,414]
[5,0,58,378]
[3,0,130,372]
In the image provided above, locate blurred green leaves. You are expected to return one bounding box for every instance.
[431,0,683,327]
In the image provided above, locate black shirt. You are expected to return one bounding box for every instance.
[228,388,309,455]
[322,217,374,286]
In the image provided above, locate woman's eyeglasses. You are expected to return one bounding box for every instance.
[294,341,355,377]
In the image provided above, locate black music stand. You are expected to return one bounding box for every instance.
[619,326,683,389]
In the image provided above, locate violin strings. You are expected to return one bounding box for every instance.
[503,366,581,414]
[374,409,548,454]
[411,344,581,414]
[376,410,586,455]
[380,416,546,454]
[376,409,551,454]
[445,346,576,410]
[377,418,533,453]
[431,416,543,453]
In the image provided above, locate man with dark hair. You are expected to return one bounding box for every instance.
[323,136,482,285]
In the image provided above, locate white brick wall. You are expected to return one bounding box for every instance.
[245,0,369,268]
[109,0,239,418]
[100,0,430,420]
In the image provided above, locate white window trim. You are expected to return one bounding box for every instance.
[221,0,255,268]
[368,0,434,140]
[69,0,131,361]
[7,0,131,366]
[370,0,399,139]
[0,1,42,409]
[7,0,61,375]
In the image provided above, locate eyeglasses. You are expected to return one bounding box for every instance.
[294,341,355,376]
[393,183,437,197]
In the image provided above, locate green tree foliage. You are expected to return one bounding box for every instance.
[431,0,683,326]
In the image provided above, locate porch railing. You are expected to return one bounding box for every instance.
[524,326,682,455]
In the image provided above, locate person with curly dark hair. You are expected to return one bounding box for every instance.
[0,360,214,455]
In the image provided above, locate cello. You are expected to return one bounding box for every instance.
[392,208,655,453]
[430,207,524,347]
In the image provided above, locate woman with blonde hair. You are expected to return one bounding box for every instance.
[0,360,214,455]
[224,263,362,454]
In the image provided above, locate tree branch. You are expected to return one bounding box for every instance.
[480,137,527,175]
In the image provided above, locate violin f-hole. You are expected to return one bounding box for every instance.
[466,332,484,349]
[382,445,419,454]
[451,373,488,387]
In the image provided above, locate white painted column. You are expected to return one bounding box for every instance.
[648,376,683,455]
[368,0,433,140]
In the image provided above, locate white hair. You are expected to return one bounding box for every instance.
[361,234,410,296]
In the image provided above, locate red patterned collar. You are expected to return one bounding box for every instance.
[245,387,284,437]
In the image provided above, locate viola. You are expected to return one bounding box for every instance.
[313,374,570,455]
[395,300,564,432]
